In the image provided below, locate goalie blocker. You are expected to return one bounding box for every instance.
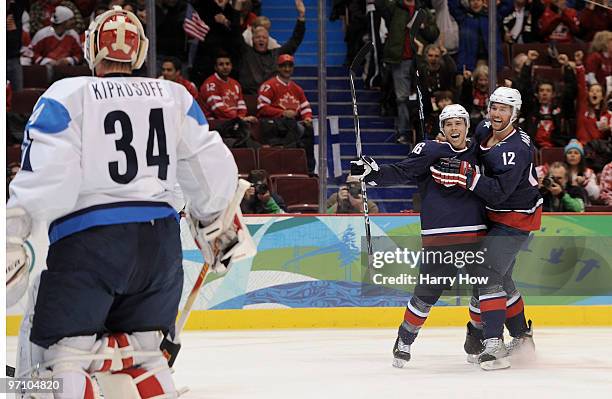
[187,178,257,274]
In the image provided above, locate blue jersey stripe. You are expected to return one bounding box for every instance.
[187,98,208,126]
[49,203,179,244]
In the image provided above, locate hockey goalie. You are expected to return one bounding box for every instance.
[6,6,256,398]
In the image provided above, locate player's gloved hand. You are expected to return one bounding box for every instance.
[430,158,479,190]
[187,179,257,274]
[350,156,380,186]
[188,215,241,274]
[6,207,32,307]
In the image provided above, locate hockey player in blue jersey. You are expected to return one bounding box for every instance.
[350,104,487,368]
[431,87,540,370]
[6,6,255,398]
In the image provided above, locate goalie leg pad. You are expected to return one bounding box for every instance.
[43,335,98,399]
[94,331,178,398]
[96,369,171,399]
[6,207,33,308]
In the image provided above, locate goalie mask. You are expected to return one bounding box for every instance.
[84,6,148,71]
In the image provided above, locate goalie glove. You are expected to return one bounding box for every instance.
[188,179,257,274]
[430,158,479,190]
[6,207,32,308]
[350,156,380,186]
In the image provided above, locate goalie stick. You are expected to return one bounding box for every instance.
[161,179,254,367]
[349,41,375,265]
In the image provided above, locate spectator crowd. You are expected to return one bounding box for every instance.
[5,0,612,213]
[332,0,612,212]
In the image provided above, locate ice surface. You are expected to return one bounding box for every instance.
[7,328,612,398]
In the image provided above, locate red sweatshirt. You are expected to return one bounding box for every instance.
[576,66,611,144]
[585,51,612,88]
[539,5,579,43]
[31,26,82,65]
[257,76,312,120]
[199,73,247,120]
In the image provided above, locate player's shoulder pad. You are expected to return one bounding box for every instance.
[475,119,492,137]
[411,140,431,153]
[162,79,208,127]
[27,77,90,134]
[500,128,532,159]
[44,77,90,102]
[187,97,208,127]
[515,127,533,149]
[411,140,449,157]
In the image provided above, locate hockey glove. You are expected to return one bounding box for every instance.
[187,179,257,274]
[6,207,32,308]
[350,156,380,186]
[430,158,479,190]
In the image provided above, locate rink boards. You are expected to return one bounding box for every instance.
[7,214,612,334]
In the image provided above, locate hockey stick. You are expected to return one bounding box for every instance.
[349,41,375,264]
[584,0,612,11]
[176,262,211,334]
[409,8,427,141]
[161,179,255,367]
[160,261,211,368]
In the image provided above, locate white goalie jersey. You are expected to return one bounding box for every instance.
[8,76,238,244]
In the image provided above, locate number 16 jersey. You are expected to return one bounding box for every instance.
[8,76,238,244]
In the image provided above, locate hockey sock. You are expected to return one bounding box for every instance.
[468,295,483,330]
[479,290,507,339]
[399,296,434,344]
[505,292,528,337]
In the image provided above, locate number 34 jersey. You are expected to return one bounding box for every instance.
[8,76,238,244]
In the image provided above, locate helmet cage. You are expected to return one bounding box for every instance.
[84,6,148,71]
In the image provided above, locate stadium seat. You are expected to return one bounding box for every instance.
[539,147,565,165]
[11,88,45,114]
[274,176,319,213]
[249,121,262,143]
[244,94,258,116]
[498,66,514,85]
[502,43,511,67]
[7,145,21,166]
[52,64,92,82]
[22,65,51,89]
[269,173,310,190]
[511,43,550,65]
[230,148,257,176]
[585,205,612,212]
[258,148,309,175]
[556,42,588,60]
[532,66,563,84]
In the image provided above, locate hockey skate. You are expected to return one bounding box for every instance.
[478,338,510,370]
[392,336,411,368]
[506,320,536,361]
[464,322,484,364]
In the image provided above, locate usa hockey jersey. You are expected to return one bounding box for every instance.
[470,120,542,231]
[365,140,487,246]
[199,73,247,120]
[8,76,238,244]
[257,76,312,120]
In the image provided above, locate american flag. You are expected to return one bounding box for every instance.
[183,3,209,41]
